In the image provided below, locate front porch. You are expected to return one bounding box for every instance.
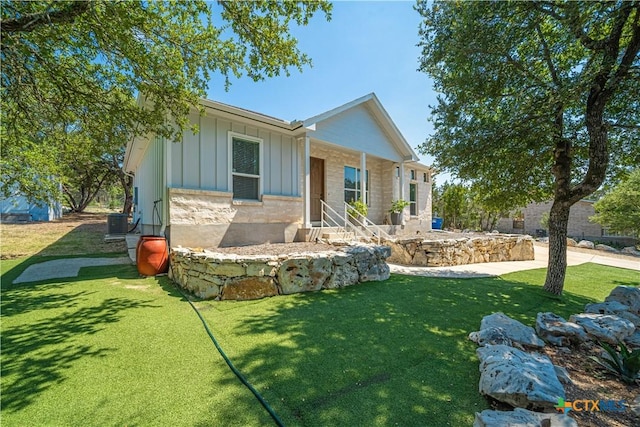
[300,139,434,241]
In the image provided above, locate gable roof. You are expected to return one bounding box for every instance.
[303,93,419,162]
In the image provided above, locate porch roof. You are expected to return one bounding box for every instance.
[302,93,419,163]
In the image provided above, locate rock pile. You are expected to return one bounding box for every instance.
[574,239,640,256]
[169,244,391,300]
[470,285,640,426]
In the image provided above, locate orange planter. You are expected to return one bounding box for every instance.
[136,236,169,276]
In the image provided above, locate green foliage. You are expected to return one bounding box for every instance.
[540,212,550,231]
[592,169,640,237]
[416,1,639,202]
[432,181,507,230]
[590,340,640,385]
[389,199,410,213]
[347,199,368,218]
[1,0,332,205]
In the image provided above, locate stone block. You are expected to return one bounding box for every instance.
[325,262,360,289]
[569,313,635,344]
[479,312,545,349]
[331,252,353,266]
[206,262,246,277]
[469,327,513,347]
[199,285,220,299]
[474,408,577,427]
[535,312,588,347]
[245,262,278,277]
[577,240,595,249]
[477,344,565,410]
[222,277,278,300]
[605,285,640,315]
[278,257,331,294]
[360,262,390,282]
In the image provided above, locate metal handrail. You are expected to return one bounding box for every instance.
[342,201,392,244]
[318,200,392,245]
[320,200,346,230]
[320,200,351,244]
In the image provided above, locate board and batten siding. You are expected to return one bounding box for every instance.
[169,110,300,197]
[309,104,403,162]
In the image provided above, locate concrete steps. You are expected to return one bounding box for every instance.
[321,232,356,242]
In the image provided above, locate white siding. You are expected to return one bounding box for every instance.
[165,111,299,197]
[309,104,403,162]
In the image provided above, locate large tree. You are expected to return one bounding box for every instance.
[1,0,331,207]
[417,1,640,295]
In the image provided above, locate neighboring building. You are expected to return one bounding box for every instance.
[497,199,603,239]
[0,191,62,223]
[124,93,433,248]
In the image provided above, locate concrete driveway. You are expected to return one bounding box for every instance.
[389,243,640,278]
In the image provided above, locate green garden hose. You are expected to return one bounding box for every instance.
[176,286,285,427]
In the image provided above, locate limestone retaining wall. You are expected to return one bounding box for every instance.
[385,234,534,267]
[169,245,391,300]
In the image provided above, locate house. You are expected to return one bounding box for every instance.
[0,191,62,222]
[496,199,637,246]
[124,93,434,248]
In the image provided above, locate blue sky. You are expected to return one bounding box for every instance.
[206,1,439,170]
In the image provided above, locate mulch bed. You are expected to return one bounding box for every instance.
[543,344,639,427]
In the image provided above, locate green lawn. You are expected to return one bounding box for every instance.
[2,256,638,426]
[1,257,272,427]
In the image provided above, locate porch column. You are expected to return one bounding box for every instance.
[360,152,367,205]
[304,136,311,228]
[399,162,405,201]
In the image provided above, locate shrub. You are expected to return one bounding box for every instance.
[590,340,640,384]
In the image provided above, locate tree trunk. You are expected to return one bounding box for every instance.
[543,200,570,295]
[121,173,134,216]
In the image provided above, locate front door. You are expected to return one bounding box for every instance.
[310,157,325,222]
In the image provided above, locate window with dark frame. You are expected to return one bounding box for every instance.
[344,166,369,204]
[232,137,260,200]
[409,183,417,216]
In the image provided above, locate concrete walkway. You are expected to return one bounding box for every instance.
[13,257,132,284]
[389,244,640,278]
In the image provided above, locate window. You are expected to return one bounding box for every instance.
[410,169,416,180]
[423,172,428,183]
[229,132,262,200]
[344,166,369,204]
[409,183,417,216]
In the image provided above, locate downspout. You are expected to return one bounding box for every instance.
[160,135,169,237]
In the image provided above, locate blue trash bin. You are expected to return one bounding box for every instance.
[432,217,443,230]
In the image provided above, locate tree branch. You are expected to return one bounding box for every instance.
[1,1,91,34]
[564,2,605,51]
[611,7,640,85]
[535,23,561,88]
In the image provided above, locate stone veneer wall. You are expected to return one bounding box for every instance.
[169,245,391,300]
[168,188,303,248]
[385,234,534,266]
